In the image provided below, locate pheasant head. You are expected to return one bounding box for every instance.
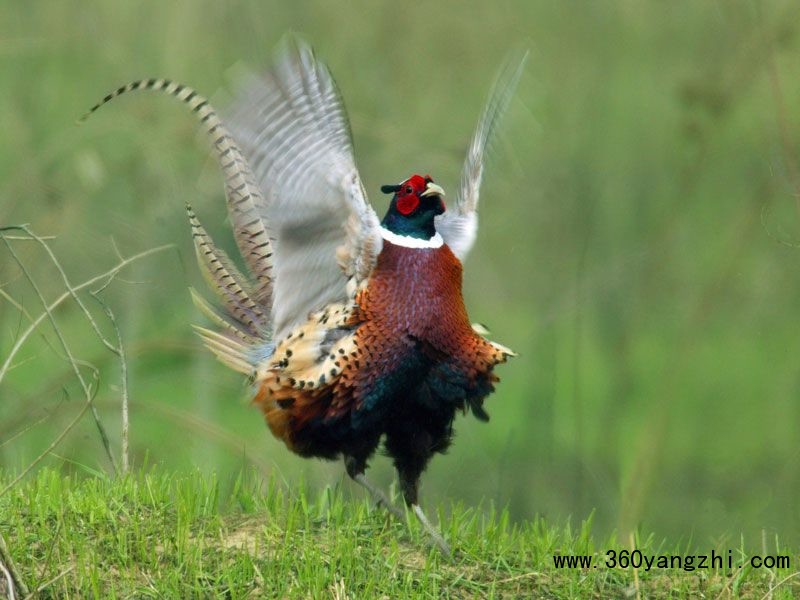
[380,174,446,241]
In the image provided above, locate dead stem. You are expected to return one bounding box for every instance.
[0,529,28,598]
[0,234,172,384]
[1,230,118,473]
[0,231,173,490]
[90,290,130,473]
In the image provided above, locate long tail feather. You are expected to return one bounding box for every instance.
[192,325,253,375]
[189,288,258,345]
[187,203,269,338]
[80,78,274,308]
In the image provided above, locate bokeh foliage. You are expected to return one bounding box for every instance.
[2,0,800,550]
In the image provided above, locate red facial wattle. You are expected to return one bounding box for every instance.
[395,174,431,215]
[396,193,419,216]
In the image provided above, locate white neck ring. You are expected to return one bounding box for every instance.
[380,226,444,249]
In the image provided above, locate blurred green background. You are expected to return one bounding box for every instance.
[2,0,800,550]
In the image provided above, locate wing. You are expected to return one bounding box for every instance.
[227,37,381,341]
[435,50,528,261]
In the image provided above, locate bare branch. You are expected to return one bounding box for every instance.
[0,237,173,384]
[90,290,131,473]
[0,412,52,450]
[0,233,172,487]
[0,557,15,600]
[0,398,91,498]
[1,235,56,241]
[8,225,118,352]
[0,529,28,598]
[1,230,118,473]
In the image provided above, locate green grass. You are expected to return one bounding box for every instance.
[1,468,797,598]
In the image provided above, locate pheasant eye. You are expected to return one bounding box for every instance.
[405,185,413,194]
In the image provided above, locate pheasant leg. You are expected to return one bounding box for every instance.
[344,455,404,519]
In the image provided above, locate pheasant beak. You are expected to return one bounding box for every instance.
[420,182,445,198]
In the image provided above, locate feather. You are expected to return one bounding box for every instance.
[189,288,258,346]
[81,77,274,308]
[436,49,529,261]
[192,325,253,374]
[186,203,268,337]
[226,36,381,340]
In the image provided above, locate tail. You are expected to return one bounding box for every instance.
[82,78,276,372]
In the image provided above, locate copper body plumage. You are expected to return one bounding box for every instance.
[255,240,509,458]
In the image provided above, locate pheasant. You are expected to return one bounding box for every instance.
[83,38,524,555]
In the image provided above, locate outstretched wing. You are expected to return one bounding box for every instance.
[435,50,528,261]
[227,37,381,340]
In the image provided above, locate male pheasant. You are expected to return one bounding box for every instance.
[84,39,524,555]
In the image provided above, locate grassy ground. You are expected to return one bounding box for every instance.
[0,468,797,599]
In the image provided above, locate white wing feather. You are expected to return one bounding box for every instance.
[227,38,381,340]
[436,50,528,261]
